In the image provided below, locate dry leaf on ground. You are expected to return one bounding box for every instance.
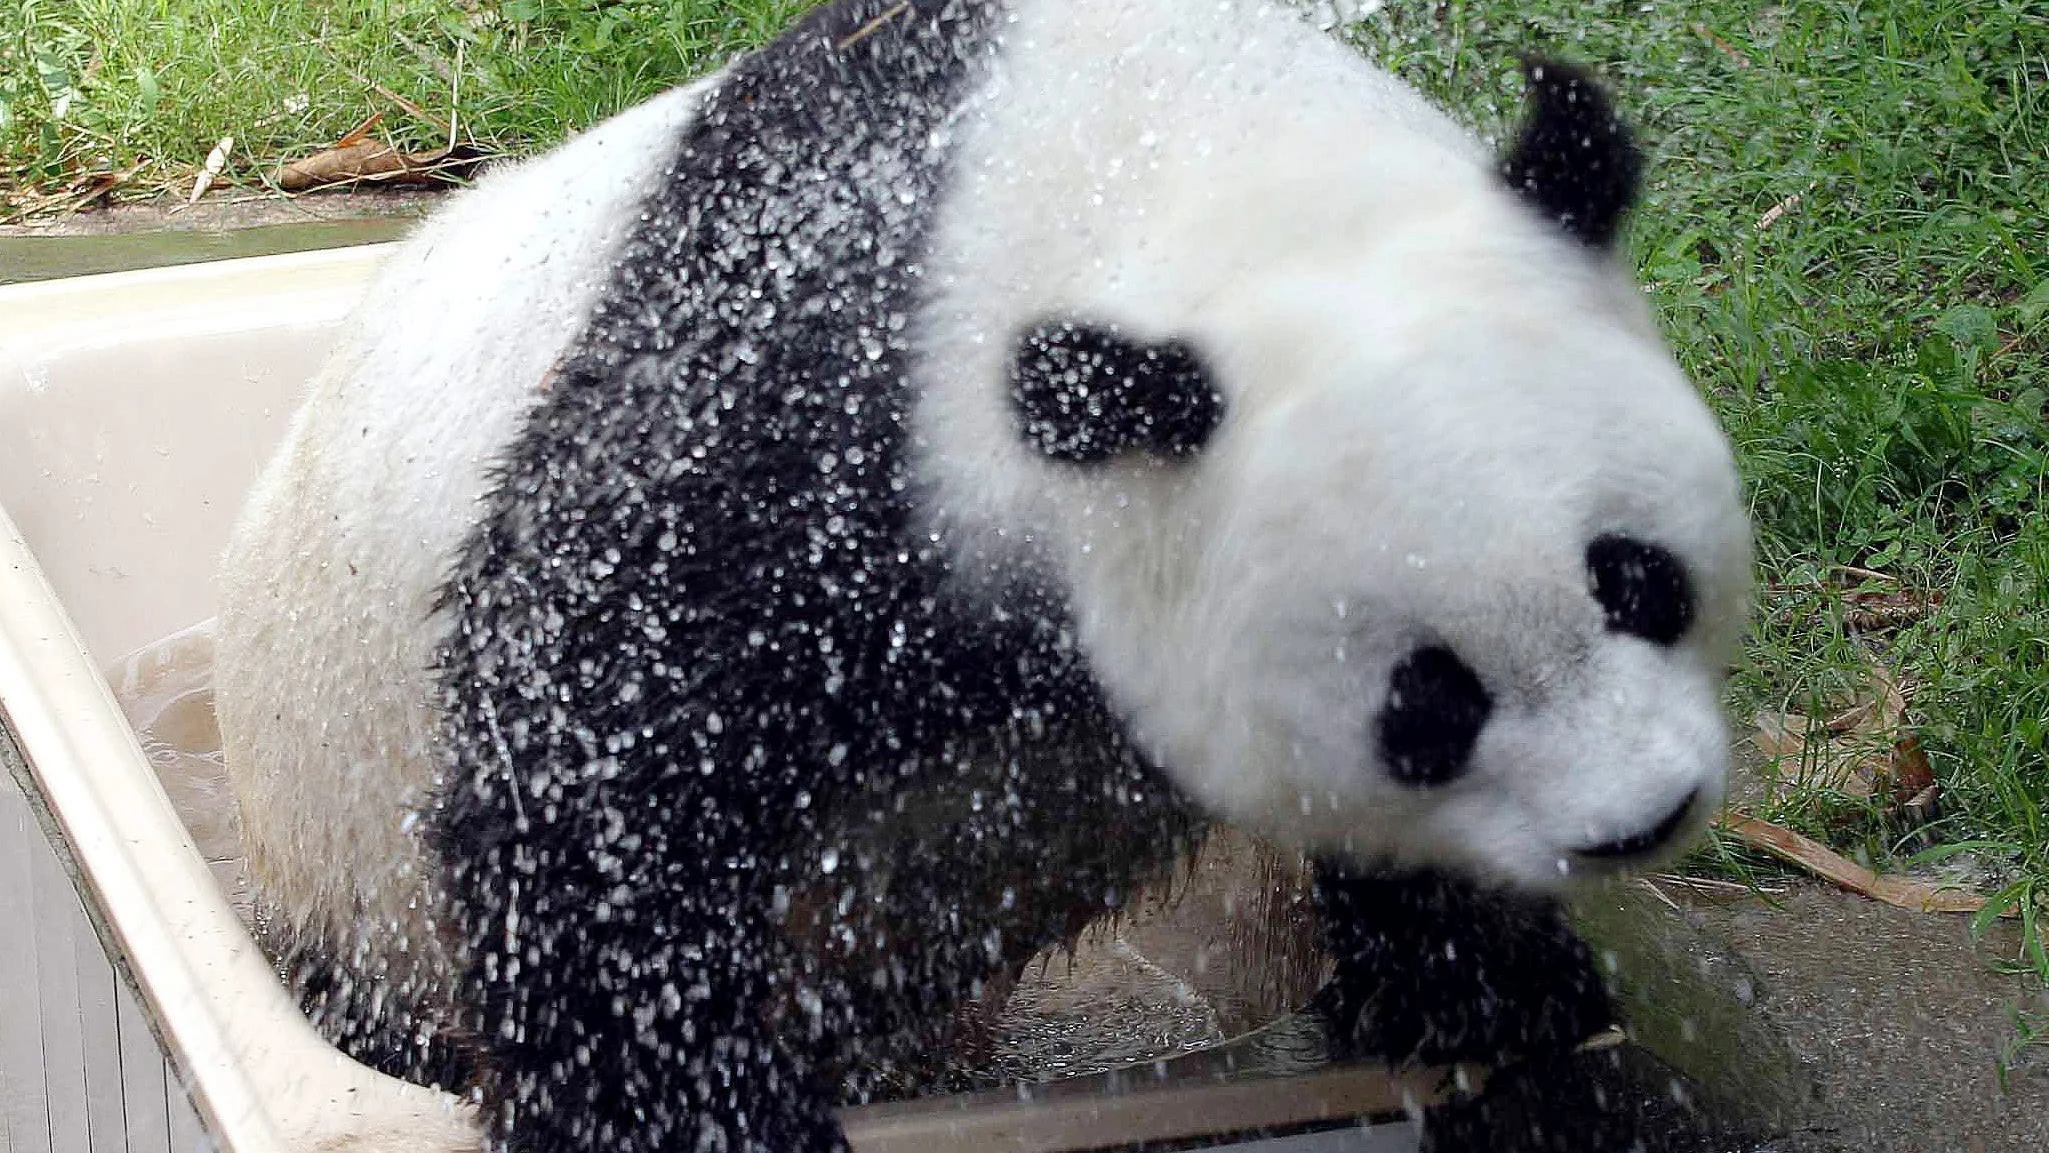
[333,111,384,149]
[272,142,481,192]
[11,165,141,217]
[1842,585,1943,631]
[1690,22,1753,69]
[1751,654,1934,811]
[1755,182,1817,231]
[188,135,234,204]
[1715,813,2002,916]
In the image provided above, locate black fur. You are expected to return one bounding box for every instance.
[1499,58,1643,248]
[1312,870,1759,1152]
[1377,645,1493,787]
[1010,320,1227,463]
[1309,866,1613,1067]
[1423,1046,1744,1153]
[262,924,478,1092]
[426,4,1198,1151]
[1586,534,1695,645]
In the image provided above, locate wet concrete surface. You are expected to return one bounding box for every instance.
[1677,883,2049,1153]
[0,190,437,284]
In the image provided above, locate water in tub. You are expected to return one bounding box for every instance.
[102,620,252,923]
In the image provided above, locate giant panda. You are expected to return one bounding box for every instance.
[213,1,1752,1151]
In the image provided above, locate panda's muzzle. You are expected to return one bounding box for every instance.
[1572,787,1701,861]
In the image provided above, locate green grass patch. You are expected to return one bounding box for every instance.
[0,1,809,210]
[4,0,2046,982]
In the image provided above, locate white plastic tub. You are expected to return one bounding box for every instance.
[0,246,479,1153]
[0,248,1436,1153]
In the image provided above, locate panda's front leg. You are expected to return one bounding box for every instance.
[439,802,852,1153]
[1309,863,1611,1068]
[1311,865,1679,1152]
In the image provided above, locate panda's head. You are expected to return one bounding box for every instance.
[918,59,1750,893]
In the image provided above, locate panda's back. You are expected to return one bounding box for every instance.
[213,78,707,959]
[428,0,1056,877]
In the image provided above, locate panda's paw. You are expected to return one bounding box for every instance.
[1309,864,1613,1067]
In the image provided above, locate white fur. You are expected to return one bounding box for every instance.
[215,78,716,972]
[910,0,1750,888]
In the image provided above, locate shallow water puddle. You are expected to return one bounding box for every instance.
[104,618,251,920]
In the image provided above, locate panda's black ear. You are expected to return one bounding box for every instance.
[1499,57,1643,249]
[1010,320,1226,464]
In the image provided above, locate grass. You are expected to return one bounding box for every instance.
[5,0,2047,990]
[0,1,807,212]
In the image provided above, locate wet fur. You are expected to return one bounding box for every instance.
[215,3,1749,1152]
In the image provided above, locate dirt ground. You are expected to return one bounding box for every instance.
[0,188,442,238]
[1682,883,2049,1153]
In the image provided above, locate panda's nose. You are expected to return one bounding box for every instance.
[1573,788,1701,861]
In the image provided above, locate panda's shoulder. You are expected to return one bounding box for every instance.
[387,78,711,314]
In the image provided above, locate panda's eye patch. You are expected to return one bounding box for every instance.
[1586,534,1694,645]
[1010,319,1226,463]
[1378,646,1492,788]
